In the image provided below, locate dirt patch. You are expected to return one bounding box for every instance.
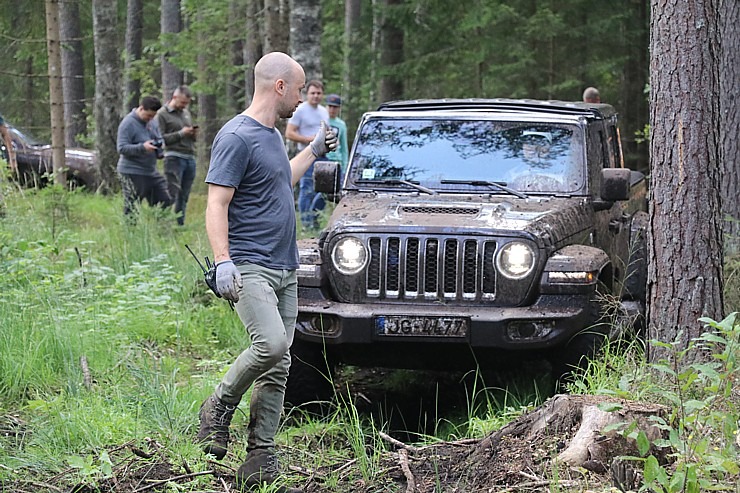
[3,375,666,493]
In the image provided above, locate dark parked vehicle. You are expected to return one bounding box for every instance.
[287,99,648,405]
[0,123,100,190]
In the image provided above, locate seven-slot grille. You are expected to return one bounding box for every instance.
[363,235,497,301]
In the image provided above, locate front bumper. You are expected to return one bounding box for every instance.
[296,292,600,352]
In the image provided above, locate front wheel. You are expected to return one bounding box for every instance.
[284,336,336,409]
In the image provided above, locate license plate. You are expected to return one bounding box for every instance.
[375,316,469,337]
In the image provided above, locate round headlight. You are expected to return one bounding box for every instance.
[496,241,535,279]
[332,237,368,275]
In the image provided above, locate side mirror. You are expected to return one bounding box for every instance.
[600,168,631,202]
[314,160,341,197]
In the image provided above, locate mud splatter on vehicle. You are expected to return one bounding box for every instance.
[287,99,648,406]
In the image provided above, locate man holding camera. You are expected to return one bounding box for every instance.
[116,96,172,217]
[156,85,198,226]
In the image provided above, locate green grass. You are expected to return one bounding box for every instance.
[0,184,738,492]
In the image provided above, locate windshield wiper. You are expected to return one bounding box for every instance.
[356,179,437,195]
[440,179,528,199]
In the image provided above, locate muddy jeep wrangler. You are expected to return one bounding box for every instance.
[286,99,648,405]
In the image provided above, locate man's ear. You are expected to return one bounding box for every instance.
[275,79,286,96]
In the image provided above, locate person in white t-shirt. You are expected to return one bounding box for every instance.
[286,80,330,230]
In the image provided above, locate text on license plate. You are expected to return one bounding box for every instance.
[375,316,469,337]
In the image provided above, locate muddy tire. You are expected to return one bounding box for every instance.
[285,336,336,409]
[623,213,648,304]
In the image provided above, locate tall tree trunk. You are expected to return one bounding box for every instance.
[263,0,288,53]
[719,0,740,255]
[619,0,650,174]
[124,0,144,111]
[46,0,67,187]
[343,0,361,137]
[24,57,35,129]
[244,0,263,106]
[59,0,86,148]
[289,0,321,83]
[197,9,218,170]
[92,0,120,192]
[227,0,245,113]
[161,0,183,100]
[379,0,403,102]
[647,0,724,364]
[369,0,380,106]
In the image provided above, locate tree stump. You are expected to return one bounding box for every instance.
[462,394,669,490]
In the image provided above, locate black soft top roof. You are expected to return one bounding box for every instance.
[376,98,616,119]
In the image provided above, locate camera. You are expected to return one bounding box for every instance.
[151,138,164,159]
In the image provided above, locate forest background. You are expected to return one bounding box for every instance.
[1,0,739,491]
[0,0,651,179]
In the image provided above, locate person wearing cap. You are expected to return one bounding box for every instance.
[286,80,330,230]
[325,94,348,176]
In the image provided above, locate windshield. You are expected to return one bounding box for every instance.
[347,118,585,194]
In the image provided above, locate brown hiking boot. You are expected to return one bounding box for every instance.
[235,448,302,492]
[196,394,236,460]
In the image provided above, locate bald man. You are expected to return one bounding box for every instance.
[198,52,335,493]
[583,86,601,103]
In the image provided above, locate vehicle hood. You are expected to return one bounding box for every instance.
[326,193,593,248]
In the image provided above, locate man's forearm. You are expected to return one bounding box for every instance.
[205,203,231,262]
[289,146,317,186]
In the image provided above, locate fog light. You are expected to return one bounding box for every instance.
[506,321,554,341]
[300,315,340,336]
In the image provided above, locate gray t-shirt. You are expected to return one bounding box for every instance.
[287,102,330,151]
[205,115,298,270]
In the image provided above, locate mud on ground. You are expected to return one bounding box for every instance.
[4,368,648,492]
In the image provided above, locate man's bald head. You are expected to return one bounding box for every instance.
[582,87,601,104]
[254,52,303,91]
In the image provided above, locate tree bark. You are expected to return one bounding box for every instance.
[161,0,183,100]
[264,0,289,53]
[227,0,245,113]
[197,9,218,170]
[59,0,86,148]
[45,0,67,187]
[289,0,321,83]
[719,0,740,255]
[378,0,403,102]
[92,0,121,192]
[244,0,263,106]
[123,0,144,111]
[647,0,724,364]
[343,0,361,137]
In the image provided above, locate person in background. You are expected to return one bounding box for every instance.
[156,85,197,226]
[116,96,172,217]
[325,94,348,177]
[583,87,601,103]
[285,80,330,230]
[198,51,336,493]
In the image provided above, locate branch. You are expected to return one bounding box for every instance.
[132,470,215,492]
[398,448,416,493]
[379,431,419,452]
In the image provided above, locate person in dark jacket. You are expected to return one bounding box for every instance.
[156,85,197,225]
[116,96,172,217]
